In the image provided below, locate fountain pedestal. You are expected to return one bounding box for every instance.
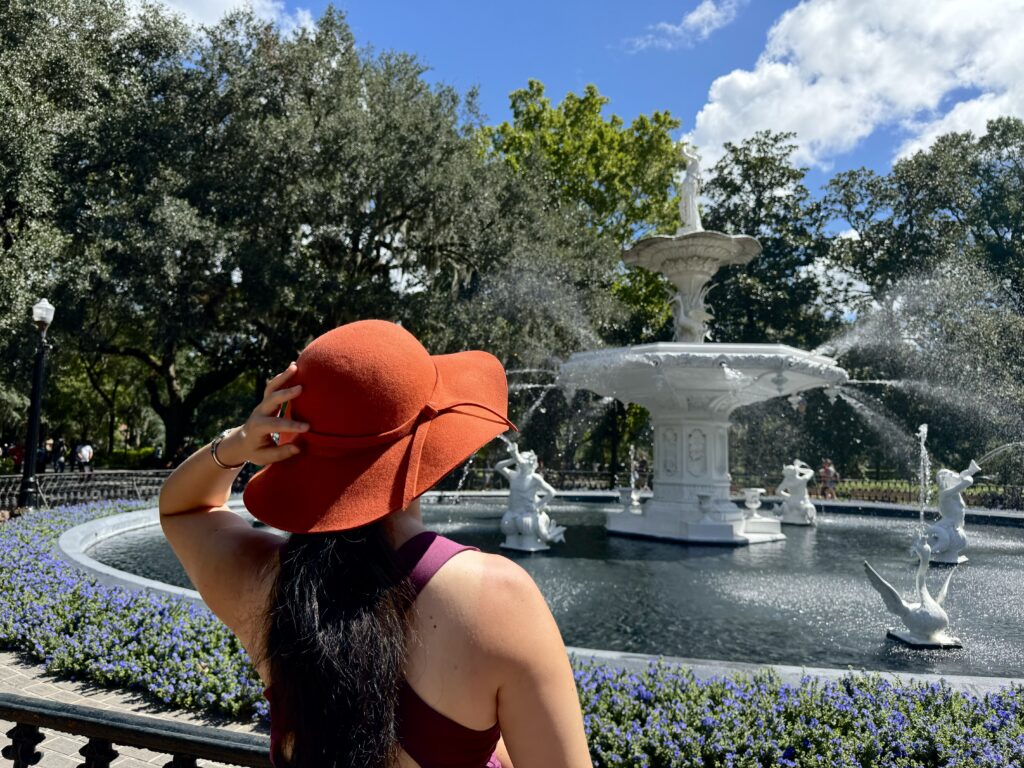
[609,415,782,544]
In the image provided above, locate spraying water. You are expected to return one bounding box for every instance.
[836,390,919,468]
[628,444,639,492]
[917,424,931,530]
[517,384,558,430]
[976,442,1024,466]
[450,456,476,506]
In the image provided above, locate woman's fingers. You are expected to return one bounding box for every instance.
[269,416,310,434]
[250,412,310,436]
[262,362,298,399]
[252,442,302,465]
[256,383,303,416]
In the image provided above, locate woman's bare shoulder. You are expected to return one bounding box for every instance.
[428,550,557,657]
[434,549,540,600]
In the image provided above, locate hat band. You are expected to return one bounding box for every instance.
[296,400,513,458]
[298,399,515,509]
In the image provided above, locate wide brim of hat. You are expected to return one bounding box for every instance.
[243,350,510,533]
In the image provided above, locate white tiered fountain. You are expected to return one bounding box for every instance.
[560,150,848,545]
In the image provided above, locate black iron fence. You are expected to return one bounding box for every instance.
[434,467,625,492]
[1,467,1021,512]
[730,475,1024,511]
[0,692,270,768]
[0,470,172,512]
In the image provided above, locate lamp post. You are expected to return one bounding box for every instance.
[16,299,55,512]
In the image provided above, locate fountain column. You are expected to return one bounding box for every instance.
[611,401,781,543]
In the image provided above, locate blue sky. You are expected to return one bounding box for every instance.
[167,0,1024,197]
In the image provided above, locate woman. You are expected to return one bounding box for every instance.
[159,320,591,768]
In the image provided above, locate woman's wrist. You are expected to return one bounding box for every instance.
[213,427,248,469]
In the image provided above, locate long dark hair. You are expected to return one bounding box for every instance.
[263,522,415,768]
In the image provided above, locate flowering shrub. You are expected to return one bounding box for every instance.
[2,503,1024,765]
[575,662,1024,767]
[0,501,268,720]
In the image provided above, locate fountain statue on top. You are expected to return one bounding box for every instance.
[496,442,566,552]
[864,536,961,648]
[925,460,980,565]
[559,141,848,544]
[775,459,817,526]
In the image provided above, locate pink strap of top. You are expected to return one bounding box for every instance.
[396,532,503,768]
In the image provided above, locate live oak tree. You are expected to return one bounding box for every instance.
[824,119,1024,471]
[7,3,570,457]
[702,131,843,348]
[0,0,189,426]
[484,81,688,469]
[826,116,1024,297]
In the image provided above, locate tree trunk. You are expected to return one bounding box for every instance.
[144,364,245,461]
[162,405,195,464]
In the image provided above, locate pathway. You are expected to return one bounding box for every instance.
[0,650,263,768]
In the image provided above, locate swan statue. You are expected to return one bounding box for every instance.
[669,291,713,343]
[863,537,961,648]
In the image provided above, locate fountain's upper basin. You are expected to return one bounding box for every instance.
[560,342,848,416]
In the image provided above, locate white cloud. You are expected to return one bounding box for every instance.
[626,0,746,52]
[685,0,1024,168]
[158,0,312,31]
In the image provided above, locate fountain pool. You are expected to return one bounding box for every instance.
[83,503,1024,678]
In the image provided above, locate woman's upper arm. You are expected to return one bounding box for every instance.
[159,507,282,642]
[481,559,592,768]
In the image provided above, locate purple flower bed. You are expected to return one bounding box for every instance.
[575,663,1024,767]
[2,502,1023,766]
[0,501,268,720]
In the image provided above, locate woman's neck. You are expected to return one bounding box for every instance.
[380,498,427,549]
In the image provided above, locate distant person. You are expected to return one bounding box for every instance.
[38,439,51,472]
[54,438,67,473]
[76,442,94,473]
[819,458,840,500]
[10,443,24,473]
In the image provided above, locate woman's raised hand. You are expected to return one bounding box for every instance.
[217,363,310,467]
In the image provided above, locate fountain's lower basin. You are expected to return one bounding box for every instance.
[85,504,1024,677]
[560,342,848,545]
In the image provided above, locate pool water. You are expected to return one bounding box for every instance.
[87,504,1024,677]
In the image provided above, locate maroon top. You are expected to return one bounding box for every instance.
[265,531,502,768]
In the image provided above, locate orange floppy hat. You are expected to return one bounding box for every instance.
[243,320,516,533]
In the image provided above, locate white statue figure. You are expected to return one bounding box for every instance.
[925,460,979,565]
[775,459,817,526]
[496,442,566,552]
[864,537,961,648]
[678,145,703,235]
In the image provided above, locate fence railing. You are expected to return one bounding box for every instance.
[0,692,270,768]
[0,470,172,512]
[730,475,1024,510]
[434,467,625,492]
[2,468,1020,512]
